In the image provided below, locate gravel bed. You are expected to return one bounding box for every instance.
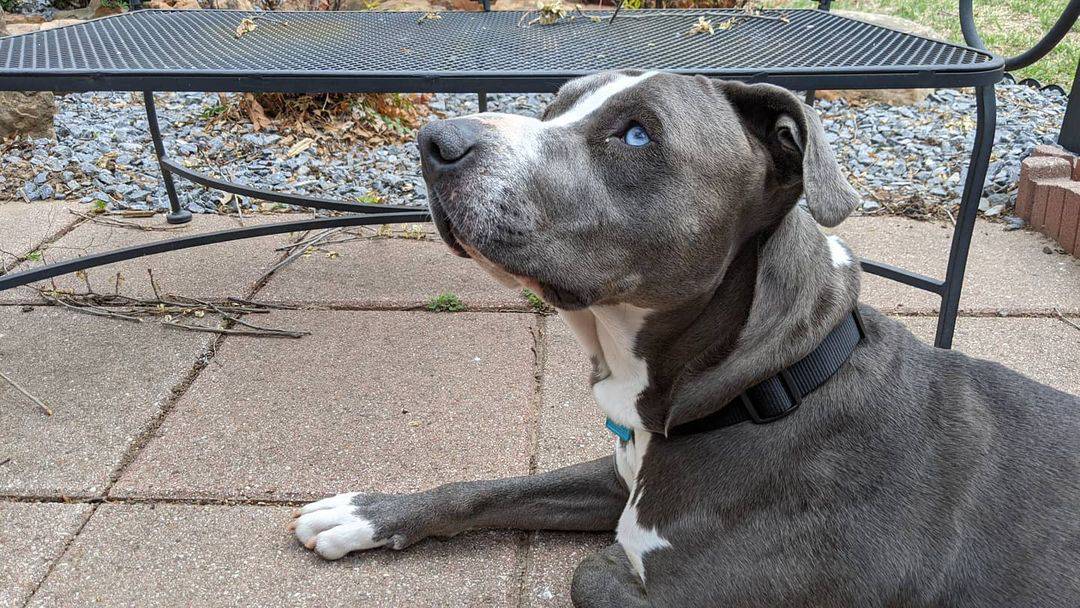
[0,81,1068,225]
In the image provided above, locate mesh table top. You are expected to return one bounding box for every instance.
[0,9,1002,93]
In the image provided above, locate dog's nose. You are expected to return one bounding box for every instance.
[419,119,481,172]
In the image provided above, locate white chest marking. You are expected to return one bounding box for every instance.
[590,304,651,429]
[614,432,671,582]
[827,235,852,267]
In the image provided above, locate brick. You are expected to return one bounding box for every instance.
[1016,157,1071,220]
[1042,184,1067,240]
[1015,171,1037,220]
[1031,182,1051,230]
[1021,156,1073,180]
[1031,144,1076,162]
[1064,187,1080,255]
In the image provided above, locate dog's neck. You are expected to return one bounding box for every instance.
[561,208,861,434]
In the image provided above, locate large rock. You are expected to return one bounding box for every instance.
[0,92,56,140]
[0,7,57,142]
[88,0,125,18]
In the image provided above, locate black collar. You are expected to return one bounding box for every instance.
[667,307,866,436]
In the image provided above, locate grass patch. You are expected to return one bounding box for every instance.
[769,0,1078,88]
[426,293,466,312]
[522,289,554,313]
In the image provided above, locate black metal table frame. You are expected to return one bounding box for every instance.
[0,1,1074,351]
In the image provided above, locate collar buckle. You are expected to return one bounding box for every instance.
[740,368,802,424]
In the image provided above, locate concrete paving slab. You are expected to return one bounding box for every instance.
[0,201,81,272]
[257,235,527,310]
[28,503,520,608]
[0,214,289,304]
[832,217,1080,313]
[0,502,91,608]
[112,310,537,501]
[536,318,609,474]
[521,532,611,608]
[0,307,210,497]
[898,316,1080,396]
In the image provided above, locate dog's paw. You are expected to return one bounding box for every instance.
[289,491,439,560]
[288,492,389,560]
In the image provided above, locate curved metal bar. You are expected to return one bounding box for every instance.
[935,85,997,349]
[160,158,419,215]
[0,211,431,292]
[960,0,1080,71]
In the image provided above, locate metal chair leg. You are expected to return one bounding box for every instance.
[143,91,191,225]
[935,84,996,349]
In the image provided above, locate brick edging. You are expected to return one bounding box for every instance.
[1017,145,1080,257]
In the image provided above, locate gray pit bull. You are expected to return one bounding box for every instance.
[289,71,1080,606]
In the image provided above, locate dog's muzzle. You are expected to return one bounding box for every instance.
[419,118,487,258]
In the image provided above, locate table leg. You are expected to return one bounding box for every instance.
[142,91,192,225]
[934,84,996,349]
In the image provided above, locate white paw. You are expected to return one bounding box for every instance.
[288,492,388,560]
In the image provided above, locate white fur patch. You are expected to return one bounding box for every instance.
[590,304,652,429]
[617,489,671,582]
[827,235,852,268]
[546,71,659,127]
[293,492,387,560]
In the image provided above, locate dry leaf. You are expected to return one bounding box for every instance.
[287,137,315,157]
[417,12,441,23]
[687,16,715,36]
[235,18,257,38]
[242,93,273,132]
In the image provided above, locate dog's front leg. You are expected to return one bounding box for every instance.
[290,456,627,559]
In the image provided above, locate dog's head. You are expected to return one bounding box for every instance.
[419,71,858,311]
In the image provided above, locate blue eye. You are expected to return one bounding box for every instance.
[623,124,651,147]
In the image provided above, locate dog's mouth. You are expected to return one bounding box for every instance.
[427,192,470,259]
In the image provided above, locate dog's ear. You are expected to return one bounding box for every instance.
[721,81,858,227]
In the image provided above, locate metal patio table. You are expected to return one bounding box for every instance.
[0,4,1030,349]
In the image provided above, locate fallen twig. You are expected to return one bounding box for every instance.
[1054,309,1080,333]
[161,320,306,338]
[70,210,183,232]
[0,370,53,416]
[257,228,343,283]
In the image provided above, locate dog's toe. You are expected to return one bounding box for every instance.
[292,493,388,560]
[312,520,383,560]
[297,491,359,516]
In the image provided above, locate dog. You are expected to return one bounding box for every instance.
[289,71,1080,607]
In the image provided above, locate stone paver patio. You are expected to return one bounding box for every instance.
[1,203,1078,607]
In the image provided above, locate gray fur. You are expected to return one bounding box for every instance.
[327,71,1080,607]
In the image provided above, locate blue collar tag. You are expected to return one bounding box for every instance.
[605,418,634,442]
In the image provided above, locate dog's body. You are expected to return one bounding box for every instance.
[290,71,1080,606]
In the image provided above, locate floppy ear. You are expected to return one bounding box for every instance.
[721,81,859,227]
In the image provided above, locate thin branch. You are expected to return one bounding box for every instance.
[0,370,53,416]
[161,320,306,338]
[40,291,144,323]
[1054,309,1080,333]
[257,228,343,284]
